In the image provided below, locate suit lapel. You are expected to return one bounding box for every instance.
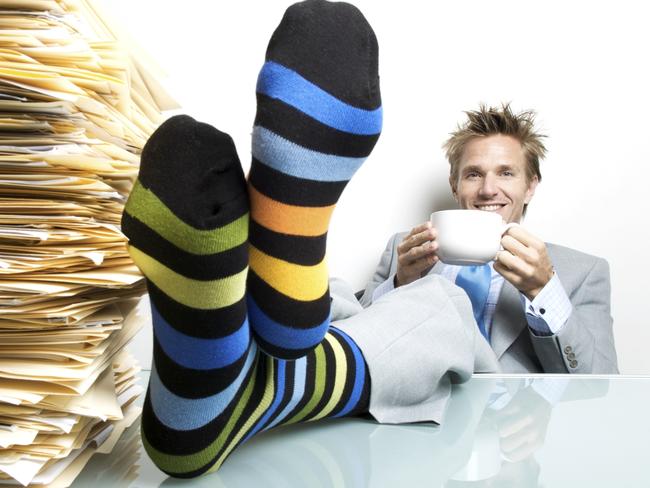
[490,281,526,359]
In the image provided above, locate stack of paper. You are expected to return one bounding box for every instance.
[0,0,177,485]
[0,347,144,487]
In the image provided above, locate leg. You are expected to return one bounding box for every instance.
[247,0,382,359]
[122,114,252,476]
[123,0,381,477]
[123,116,369,478]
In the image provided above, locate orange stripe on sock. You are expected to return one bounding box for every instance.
[249,184,335,237]
[249,245,328,301]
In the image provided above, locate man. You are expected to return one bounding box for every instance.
[359,104,618,374]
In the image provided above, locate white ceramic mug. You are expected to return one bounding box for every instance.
[430,209,518,265]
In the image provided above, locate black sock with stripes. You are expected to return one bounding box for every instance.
[246,0,382,359]
[121,114,252,474]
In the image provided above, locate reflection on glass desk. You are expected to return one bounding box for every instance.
[75,373,650,487]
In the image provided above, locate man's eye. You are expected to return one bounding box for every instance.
[502,171,514,177]
[466,172,480,179]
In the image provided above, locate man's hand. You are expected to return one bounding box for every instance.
[494,226,554,300]
[395,222,438,287]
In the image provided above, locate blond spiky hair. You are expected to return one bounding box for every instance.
[444,103,547,191]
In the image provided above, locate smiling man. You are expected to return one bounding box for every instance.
[359,104,618,373]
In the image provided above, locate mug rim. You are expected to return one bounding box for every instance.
[430,209,502,220]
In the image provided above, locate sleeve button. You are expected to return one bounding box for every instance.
[564,346,573,354]
[570,360,578,368]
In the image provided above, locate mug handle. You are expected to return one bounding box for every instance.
[501,222,519,236]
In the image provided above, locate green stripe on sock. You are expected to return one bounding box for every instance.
[128,245,246,309]
[125,180,248,255]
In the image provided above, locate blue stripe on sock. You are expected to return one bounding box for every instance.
[149,342,257,431]
[265,357,307,429]
[252,126,366,182]
[242,360,286,442]
[247,295,330,352]
[256,61,382,135]
[152,302,250,370]
[330,327,366,418]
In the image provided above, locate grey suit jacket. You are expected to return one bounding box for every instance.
[359,232,619,374]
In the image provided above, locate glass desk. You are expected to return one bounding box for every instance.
[72,373,650,487]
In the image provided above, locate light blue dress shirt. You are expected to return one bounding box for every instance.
[372,262,573,338]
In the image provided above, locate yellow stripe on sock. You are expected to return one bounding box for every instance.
[125,180,248,255]
[309,333,348,421]
[128,245,246,309]
[249,185,334,237]
[249,245,328,301]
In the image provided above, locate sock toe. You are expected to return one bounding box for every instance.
[122,116,249,300]
[137,115,247,230]
[266,0,380,109]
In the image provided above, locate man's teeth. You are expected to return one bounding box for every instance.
[477,205,503,211]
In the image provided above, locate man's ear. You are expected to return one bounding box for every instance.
[449,176,458,200]
[524,175,539,204]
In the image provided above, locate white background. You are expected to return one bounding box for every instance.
[96,0,650,373]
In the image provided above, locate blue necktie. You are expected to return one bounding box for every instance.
[455,264,492,340]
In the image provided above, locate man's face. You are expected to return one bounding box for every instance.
[450,134,538,223]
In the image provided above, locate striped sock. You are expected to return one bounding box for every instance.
[142,329,370,477]
[122,113,370,478]
[247,0,383,360]
[121,114,250,474]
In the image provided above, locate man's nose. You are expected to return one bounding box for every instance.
[479,173,498,196]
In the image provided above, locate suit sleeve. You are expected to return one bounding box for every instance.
[358,233,401,308]
[529,257,618,374]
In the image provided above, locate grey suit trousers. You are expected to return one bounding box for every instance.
[330,276,500,425]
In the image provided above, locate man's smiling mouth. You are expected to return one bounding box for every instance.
[475,204,506,211]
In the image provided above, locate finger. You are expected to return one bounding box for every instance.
[398,245,428,268]
[402,229,436,252]
[495,249,528,275]
[499,424,536,454]
[398,225,428,254]
[411,228,437,248]
[403,240,437,263]
[505,225,543,249]
[398,227,436,255]
[399,251,437,276]
[500,432,528,455]
[410,252,438,273]
[501,235,536,263]
[497,414,533,439]
[501,437,538,463]
[494,254,523,284]
[498,249,540,285]
[407,221,432,238]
